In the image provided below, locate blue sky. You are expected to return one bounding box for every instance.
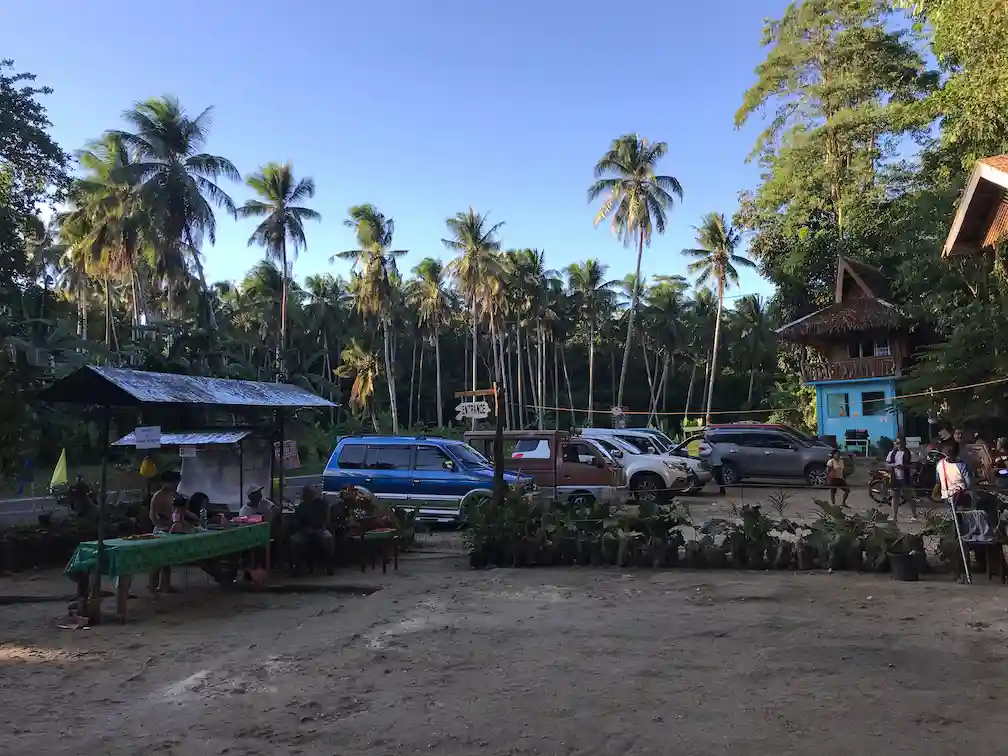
[5,0,788,301]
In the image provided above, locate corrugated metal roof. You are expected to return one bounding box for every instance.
[37,365,338,408]
[112,430,253,447]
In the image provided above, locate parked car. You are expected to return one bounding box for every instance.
[579,428,714,493]
[322,435,535,524]
[464,430,627,508]
[672,426,846,487]
[586,435,691,501]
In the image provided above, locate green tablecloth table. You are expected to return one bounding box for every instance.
[65,523,270,578]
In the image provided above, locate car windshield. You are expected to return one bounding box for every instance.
[637,429,676,449]
[598,438,638,456]
[449,443,491,468]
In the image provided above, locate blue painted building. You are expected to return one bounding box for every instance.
[777,256,906,453]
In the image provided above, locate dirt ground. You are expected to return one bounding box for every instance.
[3,522,1008,756]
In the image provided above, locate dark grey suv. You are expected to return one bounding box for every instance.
[696,428,838,487]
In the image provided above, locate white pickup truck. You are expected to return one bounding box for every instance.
[587,435,690,503]
[579,428,714,494]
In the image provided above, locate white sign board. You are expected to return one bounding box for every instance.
[611,406,626,429]
[273,440,301,470]
[133,425,162,449]
[456,400,491,421]
[179,445,198,458]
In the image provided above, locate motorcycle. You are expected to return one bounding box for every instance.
[868,449,944,505]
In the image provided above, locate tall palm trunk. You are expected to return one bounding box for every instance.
[185,229,218,331]
[747,362,757,408]
[587,322,595,426]
[516,327,525,429]
[642,340,656,419]
[470,294,478,429]
[504,328,515,429]
[553,341,559,430]
[382,320,399,433]
[684,361,697,422]
[417,341,425,427]
[617,228,645,406]
[704,279,725,425]
[103,275,112,350]
[561,345,575,424]
[279,237,289,377]
[525,330,540,429]
[537,320,546,430]
[434,330,444,428]
[408,339,417,429]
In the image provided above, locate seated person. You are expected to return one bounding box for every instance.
[239,485,279,519]
[169,494,198,533]
[289,485,335,573]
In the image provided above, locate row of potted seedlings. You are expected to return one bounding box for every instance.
[465,492,944,574]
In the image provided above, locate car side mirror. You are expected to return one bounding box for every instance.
[442,459,455,472]
[611,449,623,459]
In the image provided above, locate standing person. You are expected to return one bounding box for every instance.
[937,442,972,508]
[827,449,849,506]
[886,437,914,523]
[148,470,181,592]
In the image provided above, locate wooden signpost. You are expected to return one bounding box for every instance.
[456,385,506,505]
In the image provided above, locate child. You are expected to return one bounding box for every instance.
[827,449,849,506]
[169,494,196,533]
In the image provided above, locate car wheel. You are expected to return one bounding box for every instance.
[631,473,665,503]
[805,464,828,487]
[720,462,740,487]
[684,472,702,495]
[568,492,595,508]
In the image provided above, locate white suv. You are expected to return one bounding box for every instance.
[587,434,690,503]
[580,428,713,494]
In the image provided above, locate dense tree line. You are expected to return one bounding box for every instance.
[3,0,1008,478]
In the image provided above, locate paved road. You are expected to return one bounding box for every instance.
[0,474,323,527]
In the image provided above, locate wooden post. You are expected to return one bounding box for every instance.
[491,383,506,507]
[89,405,111,625]
[277,410,286,507]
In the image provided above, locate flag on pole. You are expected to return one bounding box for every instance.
[50,449,68,490]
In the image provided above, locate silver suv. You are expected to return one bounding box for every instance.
[681,428,838,487]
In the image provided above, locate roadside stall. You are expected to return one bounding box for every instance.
[35,365,336,623]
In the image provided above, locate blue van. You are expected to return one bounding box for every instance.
[322,435,535,523]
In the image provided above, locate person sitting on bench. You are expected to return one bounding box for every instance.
[289,486,335,573]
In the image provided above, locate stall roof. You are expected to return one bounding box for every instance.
[36,365,337,409]
[112,430,253,447]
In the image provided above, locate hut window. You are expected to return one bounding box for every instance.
[873,339,890,357]
[862,391,886,416]
[827,393,849,418]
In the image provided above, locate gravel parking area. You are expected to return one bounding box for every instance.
[3,533,1008,756]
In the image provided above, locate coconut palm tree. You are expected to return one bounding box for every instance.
[732,294,775,407]
[237,162,320,373]
[681,212,755,424]
[588,134,683,408]
[338,204,406,432]
[566,259,618,425]
[442,208,504,400]
[60,134,149,330]
[113,96,240,330]
[336,340,382,431]
[408,257,452,427]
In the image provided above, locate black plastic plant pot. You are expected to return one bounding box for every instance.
[589,541,604,567]
[651,543,668,569]
[469,549,488,569]
[704,547,727,569]
[772,542,793,570]
[796,543,815,570]
[746,543,767,570]
[888,551,920,581]
[602,538,618,566]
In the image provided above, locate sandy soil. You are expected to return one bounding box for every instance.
[3,525,1008,756]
